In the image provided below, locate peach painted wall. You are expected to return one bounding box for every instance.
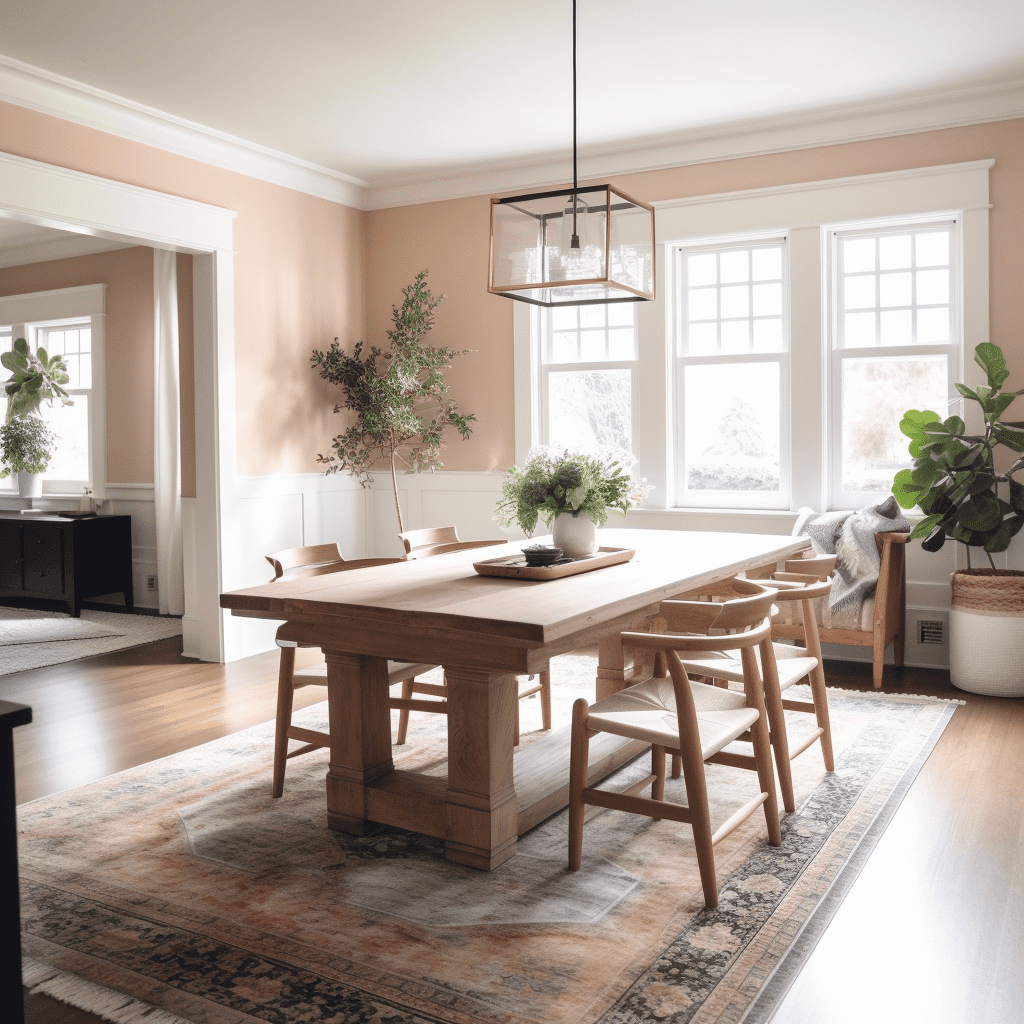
[366,118,1024,471]
[0,100,367,479]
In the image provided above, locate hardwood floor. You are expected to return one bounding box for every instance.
[8,640,1024,1024]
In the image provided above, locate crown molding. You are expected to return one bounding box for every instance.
[2,53,1022,215]
[0,231,133,268]
[0,55,370,211]
[365,77,1024,210]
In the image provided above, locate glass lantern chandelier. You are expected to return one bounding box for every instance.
[487,1,655,307]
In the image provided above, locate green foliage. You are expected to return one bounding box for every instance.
[1,337,73,423]
[310,271,476,528]
[0,414,55,477]
[494,447,651,536]
[891,342,1024,565]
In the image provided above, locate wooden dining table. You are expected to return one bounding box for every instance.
[220,527,810,869]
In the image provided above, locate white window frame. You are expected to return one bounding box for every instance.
[535,302,639,458]
[0,284,106,497]
[826,216,961,510]
[671,234,791,510]
[514,160,990,518]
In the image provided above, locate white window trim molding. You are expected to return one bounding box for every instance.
[514,160,992,514]
[0,284,107,498]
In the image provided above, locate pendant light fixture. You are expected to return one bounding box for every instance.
[487,0,655,306]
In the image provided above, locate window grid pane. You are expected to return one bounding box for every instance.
[682,243,785,357]
[837,225,953,348]
[543,305,637,364]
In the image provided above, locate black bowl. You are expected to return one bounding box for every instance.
[523,545,563,567]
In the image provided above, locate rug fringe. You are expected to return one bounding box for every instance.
[821,686,966,705]
[23,956,193,1024]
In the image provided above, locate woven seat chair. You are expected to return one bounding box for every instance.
[266,543,438,796]
[567,579,782,909]
[672,564,837,813]
[397,526,550,745]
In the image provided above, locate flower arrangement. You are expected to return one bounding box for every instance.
[494,447,650,536]
[0,415,55,478]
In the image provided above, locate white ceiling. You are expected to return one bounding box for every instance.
[2,0,1024,195]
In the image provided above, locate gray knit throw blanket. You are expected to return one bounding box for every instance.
[801,496,911,613]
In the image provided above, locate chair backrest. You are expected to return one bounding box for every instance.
[662,577,778,632]
[399,525,506,560]
[782,552,837,581]
[266,543,345,581]
[399,526,460,555]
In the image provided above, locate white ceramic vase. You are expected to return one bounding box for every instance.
[551,512,598,558]
[17,469,44,498]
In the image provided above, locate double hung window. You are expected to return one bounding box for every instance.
[829,221,958,508]
[537,303,638,457]
[674,239,789,509]
[0,285,106,497]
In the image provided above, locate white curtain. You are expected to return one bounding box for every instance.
[153,248,185,616]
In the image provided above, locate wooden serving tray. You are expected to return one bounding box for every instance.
[473,546,635,580]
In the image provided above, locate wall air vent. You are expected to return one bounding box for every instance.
[917,619,944,645]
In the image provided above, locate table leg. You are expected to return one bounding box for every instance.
[324,650,393,835]
[443,666,519,869]
[596,633,637,701]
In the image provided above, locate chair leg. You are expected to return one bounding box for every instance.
[514,693,521,747]
[539,669,552,731]
[807,659,835,772]
[272,646,297,798]
[568,698,590,871]
[670,753,682,779]
[396,677,414,745]
[747,702,783,848]
[758,637,795,814]
[651,744,666,806]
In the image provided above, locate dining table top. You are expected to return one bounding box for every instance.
[220,527,811,673]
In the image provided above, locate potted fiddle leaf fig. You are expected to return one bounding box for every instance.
[891,341,1024,696]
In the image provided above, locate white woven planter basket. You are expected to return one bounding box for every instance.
[949,570,1024,698]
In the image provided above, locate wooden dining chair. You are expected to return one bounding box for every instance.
[672,565,837,813]
[266,543,439,795]
[396,526,551,745]
[398,525,506,560]
[568,579,782,909]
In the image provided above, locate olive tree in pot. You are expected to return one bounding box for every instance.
[310,271,475,534]
[892,342,1024,696]
[1,337,72,498]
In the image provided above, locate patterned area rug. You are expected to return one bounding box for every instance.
[18,657,958,1024]
[0,607,182,675]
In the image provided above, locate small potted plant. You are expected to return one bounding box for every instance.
[0,415,55,497]
[891,341,1024,696]
[494,446,650,557]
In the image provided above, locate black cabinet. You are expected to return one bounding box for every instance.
[0,513,133,617]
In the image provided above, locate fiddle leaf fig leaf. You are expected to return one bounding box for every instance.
[945,415,966,436]
[957,492,1002,532]
[975,342,1010,389]
[954,381,980,402]
[909,513,943,540]
[994,423,1024,452]
[984,518,1015,553]
[891,469,924,509]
